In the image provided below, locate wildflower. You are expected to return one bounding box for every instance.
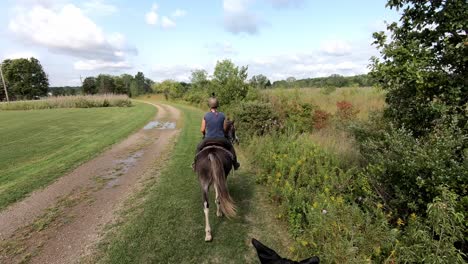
[300,240,308,247]
[312,201,318,208]
[410,213,417,221]
[377,203,383,209]
[322,209,328,214]
[397,218,405,226]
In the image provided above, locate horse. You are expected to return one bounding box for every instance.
[194,126,237,242]
[225,119,239,144]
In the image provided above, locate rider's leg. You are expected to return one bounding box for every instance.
[222,139,240,170]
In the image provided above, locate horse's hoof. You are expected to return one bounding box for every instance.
[205,235,212,242]
[216,212,223,217]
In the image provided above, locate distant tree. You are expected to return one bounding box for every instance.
[113,76,127,94]
[286,77,296,88]
[120,74,134,95]
[190,69,209,90]
[96,74,116,94]
[250,74,271,89]
[2,57,49,100]
[82,77,97,94]
[371,0,468,136]
[212,59,249,105]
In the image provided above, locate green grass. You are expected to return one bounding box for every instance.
[96,99,292,264]
[0,102,156,210]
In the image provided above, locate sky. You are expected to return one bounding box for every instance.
[0,0,400,86]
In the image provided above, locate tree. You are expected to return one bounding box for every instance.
[2,57,49,100]
[82,77,97,94]
[190,69,209,90]
[96,74,116,94]
[212,59,249,105]
[371,0,468,136]
[250,74,271,89]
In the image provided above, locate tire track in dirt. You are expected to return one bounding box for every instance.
[0,103,181,264]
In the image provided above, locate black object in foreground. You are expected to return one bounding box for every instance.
[252,238,320,264]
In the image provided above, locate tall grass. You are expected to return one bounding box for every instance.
[0,94,132,111]
[262,87,385,120]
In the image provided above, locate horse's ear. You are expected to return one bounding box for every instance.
[299,256,320,264]
[252,238,282,264]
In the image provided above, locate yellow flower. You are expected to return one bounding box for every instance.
[276,172,281,178]
[300,240,308,247]
[410,213,417,221]
[377,203,383,209]
[336,196,344,204]
[312,201,318,208]
[289,246,296,253]
[397,218,405,226]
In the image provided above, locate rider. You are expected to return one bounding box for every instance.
[193,95,240,170]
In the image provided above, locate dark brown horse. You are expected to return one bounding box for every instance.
[195,138,237,241]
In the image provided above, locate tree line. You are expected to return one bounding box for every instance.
[1,56,376,102]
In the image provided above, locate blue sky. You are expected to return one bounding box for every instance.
[0,0,399,86]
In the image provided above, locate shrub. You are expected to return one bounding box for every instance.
[312,109,332,130]
[246,134,394,262]
[231,101,281,139]
[336,100,359,122]
[358,122,467,218]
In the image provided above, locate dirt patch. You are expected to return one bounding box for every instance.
[0,103,181,264]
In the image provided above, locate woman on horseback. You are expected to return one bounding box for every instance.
[193,95,240,170]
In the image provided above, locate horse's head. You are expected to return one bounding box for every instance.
[252,238,319,264]
[225,119,239,144]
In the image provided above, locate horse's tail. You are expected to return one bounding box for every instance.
[208,152,236,218]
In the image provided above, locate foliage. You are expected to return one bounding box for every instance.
[0,94,132,110]
[153,80,187,99]
[335,101,359,123]
[190,69,209,91]
[231,101,281,138]
[82,77,97,94]
[247,134,393,263]
[211,59,249,105]
[357,121,468,218]
[370,0,468,137]
[49,86,81,96]
[272,74,374,89]
[250,74,271,89]
[395,187,466,263]
[96,74,116,94]
[312,109,332,130]
[1,57,49,100]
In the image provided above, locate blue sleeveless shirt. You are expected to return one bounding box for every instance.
[204,111,225,138]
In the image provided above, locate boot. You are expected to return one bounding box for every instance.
[233,161,240,170]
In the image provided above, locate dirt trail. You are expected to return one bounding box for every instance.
[0,103,181,264]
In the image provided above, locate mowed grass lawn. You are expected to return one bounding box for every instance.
[0,102,156,210]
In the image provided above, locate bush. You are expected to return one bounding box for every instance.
[358,122,467,217]
[312,109,332,130]
[246,133,394,262]
[231,101,281,139]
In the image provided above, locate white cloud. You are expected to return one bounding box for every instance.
[151,64,207,82]
[206,41,237,55]
[266,0,305,8]
[161,16,176,29]
[145,4,159,25]
[1,51,40,61]
[9,4,136,63]
[74,60,132,71]
[83,0,118,15]
[223,0,260,34]
[320,40,352,56]
[171,9,187,18]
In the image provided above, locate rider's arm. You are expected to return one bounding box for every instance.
[200,118,206,137]
[223,119,228,133]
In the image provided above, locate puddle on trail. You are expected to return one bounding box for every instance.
[143,121,176,130]
[98,151,145,188]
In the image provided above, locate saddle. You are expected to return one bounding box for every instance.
[195,139,234,161]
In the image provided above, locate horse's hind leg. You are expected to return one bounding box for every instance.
[214,185,222,217]
[202,184,212,242]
